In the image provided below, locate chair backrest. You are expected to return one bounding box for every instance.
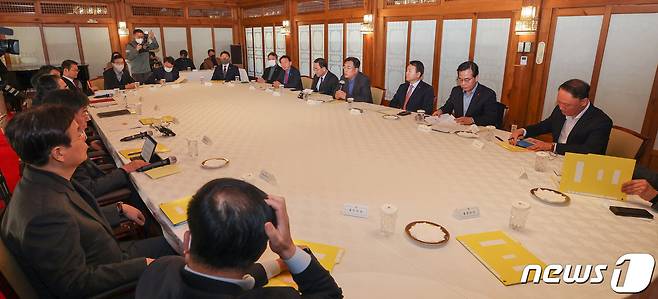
[494,101,508,129]
[0,234,38,299]
[301,76,313,90]
[89,77,104,91]
[606,125,648,159]
[371,86,385,106]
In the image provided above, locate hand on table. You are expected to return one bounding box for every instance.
[256,78,266,83]
[125,83,137,89]
[335,90,347,100]
[525,138,553,152]
[146,258,154,265]
[432,110,442,116]
[455,116,474,125]
[264,195,296,260]
[508,129,525,145]
[622,179,658,202]
[273,81,282,88]
[89,140,104,151]
[121,160,149,173]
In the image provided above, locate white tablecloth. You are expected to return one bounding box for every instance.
[90,82,658,298]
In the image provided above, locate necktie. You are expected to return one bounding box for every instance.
[317,76,323,90]
[402,84,415,110]
[284,70,289,84]
[223,65,227,77]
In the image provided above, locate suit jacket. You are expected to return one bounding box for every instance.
[633,166,658,209]
[136,253,342,299]
[335,72,373,103]
[389,80,435,113]
[211,64,240,81]
[200,57,219,70]
[262,65,283,84]
[103,68,136,90]
[72,159,129,198]
[63,76,82,93]
[148,68,180,84]
[525,105,613,155]
[174,57,196,71]
[311,71,339,95]
[275,67,304,90]
[438,84,497,126]
[0,166,146,298]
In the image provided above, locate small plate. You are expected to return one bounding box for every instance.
[432,126,452,133]
[455,131,479,138]
[382,114,400,120]
[405,221,450,245]
[530,187,570,205]
[201,157,230,169]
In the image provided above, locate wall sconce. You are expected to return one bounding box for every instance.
[361,14,374,34]
[280,20,291,35]
[118,21,129,36]
[515,6,538,35]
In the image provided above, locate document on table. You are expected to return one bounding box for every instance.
[559,153,635,200]
[266,240,344,289]
[159,195,192,226]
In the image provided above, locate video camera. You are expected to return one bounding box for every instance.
[0,27,25,108]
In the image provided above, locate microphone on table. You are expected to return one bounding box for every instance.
[136,156,178,172]
[120,131,153,142]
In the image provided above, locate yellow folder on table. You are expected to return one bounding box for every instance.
[145,164,181,180]
[159,195,192,226]
[559,153,635,200]
[118,144,170,159]
[266,240,344,289]
[457,231,546,286]
[139,115,175,125]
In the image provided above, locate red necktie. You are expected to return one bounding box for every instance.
[402,84,414,110]
[284,70,289,84]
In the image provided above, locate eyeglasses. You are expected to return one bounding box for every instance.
[456,77,474,84]
[343,66,355,70]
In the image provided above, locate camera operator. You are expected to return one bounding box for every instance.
[126,29,159,84]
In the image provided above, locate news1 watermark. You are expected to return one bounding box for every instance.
[521,253,655,294]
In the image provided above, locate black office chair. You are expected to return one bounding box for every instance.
[495,102,508,130]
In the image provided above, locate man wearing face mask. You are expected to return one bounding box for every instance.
[126,29,159,84]
[200,49,219,70]
[148,56,180,84]
[257,52,283,84]
[211,51,240,81]
[103,55,136,90]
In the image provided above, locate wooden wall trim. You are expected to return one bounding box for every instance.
[587,5,612,103]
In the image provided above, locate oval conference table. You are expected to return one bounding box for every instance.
[89,80,657,298]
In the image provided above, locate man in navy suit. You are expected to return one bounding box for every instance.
[334,57,372,103]
[509,79,612,155]
[148,56,180,84]
[211,51,240,82]
[273,55,303,91]
[311,58,339,95]
[433,61,497,126]
[389,60,435,113]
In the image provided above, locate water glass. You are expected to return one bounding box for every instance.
[509,201,531,230]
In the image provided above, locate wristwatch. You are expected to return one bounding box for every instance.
[116,201,124,215]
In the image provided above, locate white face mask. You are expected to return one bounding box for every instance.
[113,64,124,72]
[135,38,143,44]
[266,59,276,67]
[164,67,173,72]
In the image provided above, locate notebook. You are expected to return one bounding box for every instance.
[457,231,546,286]
[145,164,181,180]
[159,195,192,226]
[266,240,344,289]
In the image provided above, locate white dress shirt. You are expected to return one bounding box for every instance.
[558,101,590,144]
[316,73,327,91]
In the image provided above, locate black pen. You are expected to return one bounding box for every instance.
[495,136,504,142]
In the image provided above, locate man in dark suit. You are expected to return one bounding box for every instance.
[623,166,658,210]
[211,51,240,82]
[258,52,284,84]
[136,178,342,298]
[389,60,435,113]
[174,49,195,71]
[148,56,180,84]
[38,89,148,198]
[273,55,303,91]
[1,105,174,298]
[510,79,613,155]
[334,57,372,103]
[433,61,497,126]
[103,55,137,90]
[61,59,93,96]
[311,58,339,95]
